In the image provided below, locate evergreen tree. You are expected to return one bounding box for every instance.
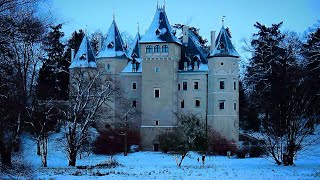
[37,24,66,100]
[64,29,85,68]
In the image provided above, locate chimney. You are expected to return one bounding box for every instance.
[182,25,189,44]
[210,30,216,52]
[71,49,75,62]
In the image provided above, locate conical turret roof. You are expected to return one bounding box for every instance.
[128,32,141,58]
[97,19,127,58]
[69,35,96,69]
[140,6,181,45]
[209,26,239,58]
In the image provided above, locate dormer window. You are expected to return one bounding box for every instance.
[194,61,199,70]
[219,42,225,50]
[80,54,86,60]
[154,45,160,53]
[107,42,114,49]
[184,62,188,70]
[146,45,153,53]
[132,63,137,72]
[162,45,169,53]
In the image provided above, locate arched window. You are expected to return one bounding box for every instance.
[154,45,160,53]
[146,45,153,53]
[162,45,169,53]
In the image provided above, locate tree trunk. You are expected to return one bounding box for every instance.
[178,152,188,167]
[1,146,12,167]
[68,151,77,166]
[37,140,40,155]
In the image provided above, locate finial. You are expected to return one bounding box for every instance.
[157,0,159,9]
[163,0,166,9]
[113,9,115,21]
[137,21,140,34]
[222,16,226,27]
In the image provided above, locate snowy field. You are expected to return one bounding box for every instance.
[2,130,320,180]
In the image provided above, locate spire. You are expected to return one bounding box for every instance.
[140,6,181,44]
[97,19,127,58]
[137,21,140,34]
[69,35,97,69]
[113,10,115,22]
[209,26,239,58]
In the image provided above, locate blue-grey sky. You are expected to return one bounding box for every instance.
[44,0,319,58]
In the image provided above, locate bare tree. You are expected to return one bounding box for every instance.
[66,68,121,166]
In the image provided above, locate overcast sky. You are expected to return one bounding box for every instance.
[42,0,319,59]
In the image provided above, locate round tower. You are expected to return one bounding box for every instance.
[207,26,240,143]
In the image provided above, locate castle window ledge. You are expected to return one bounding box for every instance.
[161,52,169,56]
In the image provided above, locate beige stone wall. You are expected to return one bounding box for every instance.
[207,56,239,142]
[177,72,208,122]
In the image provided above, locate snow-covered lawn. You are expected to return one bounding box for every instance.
[2,130,320,180]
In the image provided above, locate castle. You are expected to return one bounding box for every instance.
[69,5,240,151]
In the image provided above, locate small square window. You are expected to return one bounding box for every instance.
[132,100,137,107]
[132,82,137,90]
[155,120,159,126]
[194,82,199,90]
[183,82,187,90]
[234,102,236,110]
[178,84,181,91]
[234,81,237,90]
[181,100,184,108]
[195,100,200,107]
[220,81,225,89]
[219,101,225,110]
[155,67,160,72]
[154,88,160,98]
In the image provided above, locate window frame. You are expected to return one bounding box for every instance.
[132,82,137,90]
[182,81,188,91]
[194,81,199,90]
[132,100,137,107]
[181,100,184,108]
[155,66,160,72]
[162,45,169,53]
[154,45,160,53]
[154,88,160,98]
[220,81,225,90]
[219,101,225,110]
[146,45,153,53]
[195,99,200,107]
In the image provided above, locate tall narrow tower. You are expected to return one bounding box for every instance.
[207,26,240,143]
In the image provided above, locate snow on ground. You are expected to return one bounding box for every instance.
[2,129,320,179]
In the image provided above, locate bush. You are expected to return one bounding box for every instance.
[157,131,181,153]
[207,131,237,156]
[93,129,140,155]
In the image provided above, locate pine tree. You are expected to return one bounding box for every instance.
[64,29,85,68]
[37,24,66,100]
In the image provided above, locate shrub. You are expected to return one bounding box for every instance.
[93,129,140,155]
[157,131,181,153]
[207,131,237,155]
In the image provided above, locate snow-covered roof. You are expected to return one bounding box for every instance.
[69,35,97,69]
[127,33,141,58]
[121,58,142,73]
[209,26,240,58]
[97,20,128,58]
[140,6,181,45]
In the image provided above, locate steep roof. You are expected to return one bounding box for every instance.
[209,26,239,58]
[140,6,181,45]
[128,33,141,58]
[69,35,96,69]
[97,20,127,58]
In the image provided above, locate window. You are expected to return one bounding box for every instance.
[184,62,188,70]
[154,88,160,98]
[154,45,160,53]
[132,100,137,107]
[183,81,187,90]
[181,100,184,108]
[146,45,153,53]
[178,84,181,91]
[106,64,111,71]
[234,102,237,110]
[234,81,237,90]
[155,120,159,126]
[132,63,137,72]
[194,61,198,70]
[195,100,200,107]
[162,45,169,53]
[132,82,137,90]
[220,81,225,89]
[194,81,199,90]
[219,101,225,110]
[155,67,160,72]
